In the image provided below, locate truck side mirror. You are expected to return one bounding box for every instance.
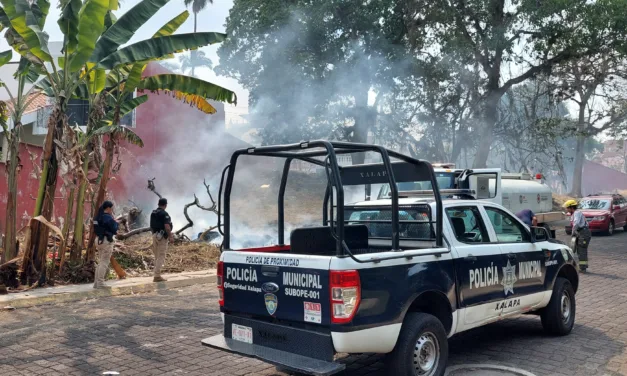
[613,205,621,211]
[531,226,549,242]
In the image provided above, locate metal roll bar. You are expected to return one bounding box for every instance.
[219,140,444,256]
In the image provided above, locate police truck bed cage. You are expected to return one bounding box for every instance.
[218,141,444,259]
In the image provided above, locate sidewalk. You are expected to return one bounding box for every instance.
[0,270,216,309]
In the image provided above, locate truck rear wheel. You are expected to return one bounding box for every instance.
[541,277,576,336]
[386,312,448,376]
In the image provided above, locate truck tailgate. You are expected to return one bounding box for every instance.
[221,252,332,325]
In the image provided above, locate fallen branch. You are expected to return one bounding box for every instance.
[198,225,219,241]
[174,178,221,237]
[0,257,20,269]
[116,227,151,240]
[175,197,199,235]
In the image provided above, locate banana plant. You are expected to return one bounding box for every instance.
[81,12,237,262]
[0,53,36,264]
[1,0,236,285]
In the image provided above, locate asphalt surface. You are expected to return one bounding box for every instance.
[2,230,627,376]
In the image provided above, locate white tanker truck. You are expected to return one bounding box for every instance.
[375,164,564,236]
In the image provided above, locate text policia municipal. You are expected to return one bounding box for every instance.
[469,260,542,290]
[225,266,323,299]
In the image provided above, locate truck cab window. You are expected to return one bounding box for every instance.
[345,208,432,239]
[484,207,530,243]
[445,207,489,243]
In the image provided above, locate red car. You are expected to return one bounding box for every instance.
[565,194,627,236]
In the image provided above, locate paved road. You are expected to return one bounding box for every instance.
[2,231,627,376]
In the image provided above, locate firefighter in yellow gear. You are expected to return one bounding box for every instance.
[564,199,590,272]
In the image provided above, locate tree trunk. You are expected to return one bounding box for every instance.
[23,103,65,286]
[61,188,75,252]
[85,136,115,262]
[351,88,373,165]
[191,13,197,77]
[2,131,20,263]
[70,153,90,261]
[473,94,499,168]
[570,105,587,197]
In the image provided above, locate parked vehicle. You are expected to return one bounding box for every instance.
[203,141,579,376]
[375,166,564,237]
[565,194,627,236]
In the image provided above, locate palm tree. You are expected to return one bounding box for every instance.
[179,50,213,75]
[183,0,213,76]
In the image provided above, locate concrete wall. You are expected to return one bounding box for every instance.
[582,160,627,196]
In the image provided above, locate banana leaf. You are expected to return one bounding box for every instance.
[91,125,144,147]
[154,10,188,38]
[0,0,52,62]
[124,11,190,93]
[57,0,81,55]
[104,10,116,30]
[14,56,40,83]
[137,74,237,105]
[34,75,55,97]
[101,94,148,123]
[69,0,110,72]
[88,65,107,94]
[97,32,227,69]
[90,0,170,64]
[0,49,12,66]
[0,7,9,31]
[31,0,49,29]
[18,58,42,83]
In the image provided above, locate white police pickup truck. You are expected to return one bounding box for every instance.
[203,141,579,376]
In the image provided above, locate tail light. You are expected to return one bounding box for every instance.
[330,270,361,324]
[217,261,224,306]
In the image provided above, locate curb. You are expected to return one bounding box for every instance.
[1,274,216,309]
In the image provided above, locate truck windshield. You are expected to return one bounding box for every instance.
[579,199,611,210]
[377,172,456,199]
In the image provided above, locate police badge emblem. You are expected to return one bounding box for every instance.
[265,293,278,315]
[501,260,517,296]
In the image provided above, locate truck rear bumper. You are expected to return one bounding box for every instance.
[202,335,345,376]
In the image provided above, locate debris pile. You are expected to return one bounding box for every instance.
[113,232,220,277]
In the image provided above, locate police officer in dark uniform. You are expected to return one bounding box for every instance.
[93,201,119,289]
[150,198,173,282]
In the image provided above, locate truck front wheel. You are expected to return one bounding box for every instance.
[541,277,576,336]
[386,312,448,376]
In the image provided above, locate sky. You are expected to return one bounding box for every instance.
[0,0,249,114]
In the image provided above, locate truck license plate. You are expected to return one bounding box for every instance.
[231,324,253,344]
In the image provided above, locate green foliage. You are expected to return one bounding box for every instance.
[97,32,227,69]
[89,0,170,63]
[217,0,406,145]
[137,74,237,105]
[69,0,110,71]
